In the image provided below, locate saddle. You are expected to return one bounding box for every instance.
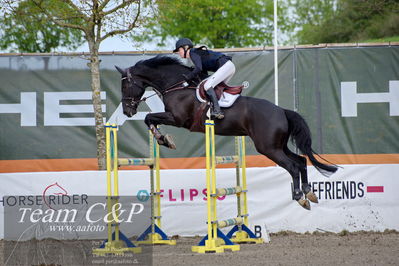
[198,81,243,101]
[190,81,243,132]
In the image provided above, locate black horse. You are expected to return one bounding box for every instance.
[115,55,338,210]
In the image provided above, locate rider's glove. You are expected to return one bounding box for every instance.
[182,74,191,87]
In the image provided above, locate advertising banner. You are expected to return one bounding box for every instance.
[0,164,398,239]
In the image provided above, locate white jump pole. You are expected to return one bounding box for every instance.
[274,0,279,169]
[274,0,279,106]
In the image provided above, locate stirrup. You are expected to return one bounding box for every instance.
[211,110,224,119]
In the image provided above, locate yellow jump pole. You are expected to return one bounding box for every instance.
[106,123,113,245]
[112,125,120,242]
[154,133,161,229]
[210,120,218,245]
[135,129,176,245]
[193,122,262,253]
[192,120,220,252]
[235,137,242,228]
[149,133,156,239]
[93,124,141,255]
[241,136,249,227]
[192,120,240,253]
[206,120,215,246]
[232,136,248,241]
[227,136,264,244]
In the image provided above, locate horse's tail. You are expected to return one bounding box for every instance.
[284,109,338,176]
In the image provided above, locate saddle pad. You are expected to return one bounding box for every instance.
[196,89,240,108]
[196,80,242,107]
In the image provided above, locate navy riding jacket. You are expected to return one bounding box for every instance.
[185,47,232,80]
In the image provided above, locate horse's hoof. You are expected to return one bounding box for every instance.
[306,191,319,203]
[164,134,176,149]
[298,199,311,210]
[293,189,303,201]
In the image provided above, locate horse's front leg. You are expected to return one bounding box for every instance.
[145,112,177,149]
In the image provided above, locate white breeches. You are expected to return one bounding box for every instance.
[204,60,236,90]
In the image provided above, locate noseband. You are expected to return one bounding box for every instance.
[122,96,141,109]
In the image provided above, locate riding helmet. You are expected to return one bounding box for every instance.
[173,38,193,52]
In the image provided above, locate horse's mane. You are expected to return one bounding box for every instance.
[136,55,185,69]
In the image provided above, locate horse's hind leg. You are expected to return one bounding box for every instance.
[257,147,311,210]
[284,147,318,204]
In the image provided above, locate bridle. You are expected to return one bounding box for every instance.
[121,71,197,109]
[120,70,149,109]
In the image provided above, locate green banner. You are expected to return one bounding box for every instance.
[0,45,398,162]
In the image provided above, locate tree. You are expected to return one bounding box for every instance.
[286,0,336,44]
[1,0,151,169]
[136,0,289,48]
[0,0,84,69]
[289,0,399,44]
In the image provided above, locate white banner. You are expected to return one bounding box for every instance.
[0,164,398,239]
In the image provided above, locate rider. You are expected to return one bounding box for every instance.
[173,38,235,120]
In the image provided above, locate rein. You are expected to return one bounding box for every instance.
[122,79,197,107]
[163,80,197,95]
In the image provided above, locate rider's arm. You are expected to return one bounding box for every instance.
[186,50,203,80]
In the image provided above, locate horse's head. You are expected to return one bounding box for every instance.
[115,65,146,117]
[116,56,198,117]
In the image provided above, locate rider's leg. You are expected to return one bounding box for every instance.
[204,60,236,89]
[204,61,236,119]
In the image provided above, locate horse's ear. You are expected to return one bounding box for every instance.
[115,65,125,75]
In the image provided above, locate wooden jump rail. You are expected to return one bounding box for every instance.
[93,123,175,255]
[192,120,263,254]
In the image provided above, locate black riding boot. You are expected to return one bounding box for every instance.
[206,88,224,119]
